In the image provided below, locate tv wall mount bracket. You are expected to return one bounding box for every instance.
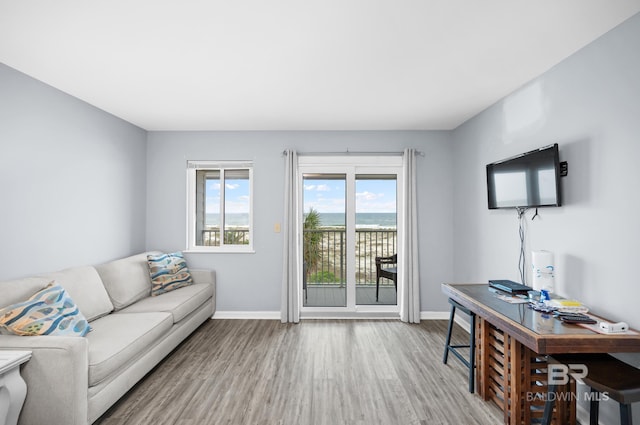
[560,161,568,177]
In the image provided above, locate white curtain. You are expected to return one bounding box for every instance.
[400,148,421,323]
[281,150,300,323]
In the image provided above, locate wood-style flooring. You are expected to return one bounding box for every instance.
[96,319,502,425]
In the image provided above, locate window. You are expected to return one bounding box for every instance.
[187,161,253,252]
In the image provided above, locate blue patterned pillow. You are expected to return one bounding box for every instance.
[0,282,91,336]
[147,251,193,296]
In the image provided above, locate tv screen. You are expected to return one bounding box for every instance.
[486,144,561,209]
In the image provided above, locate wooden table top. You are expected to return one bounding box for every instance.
[442,283,640,354]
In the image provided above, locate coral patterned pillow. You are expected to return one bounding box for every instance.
[147,251,193,296]
[0,282,91,336]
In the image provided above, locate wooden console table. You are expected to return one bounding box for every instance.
[442,283,640,425]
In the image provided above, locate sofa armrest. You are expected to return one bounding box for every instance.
[190,269,216,316]
[0,335,89,425]
[190,269,215,286]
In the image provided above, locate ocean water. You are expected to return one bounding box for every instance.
[315,212,396,229]
[207,212,396,229]
[206,213,248,227]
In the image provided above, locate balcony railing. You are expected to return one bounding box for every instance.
[200,228,396,287]
[201,229,250,246]
[304,229,397,286]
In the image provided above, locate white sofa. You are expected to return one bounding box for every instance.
[0,252,215,425]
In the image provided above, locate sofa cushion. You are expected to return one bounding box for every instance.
[95,252,159,310]
[0,276,53,310]
[44,266,114,322]
[0,283,91,336]
[87,312,173,386]
[147,252,193,296]
[118,283,213,323]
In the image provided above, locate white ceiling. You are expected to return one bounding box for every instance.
[1,1,639,131]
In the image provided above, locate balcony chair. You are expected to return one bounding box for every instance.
[375,254,397,301]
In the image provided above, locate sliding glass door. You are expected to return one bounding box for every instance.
[299,156,402,315]
[302,174,347,307]
[354,175,397,306]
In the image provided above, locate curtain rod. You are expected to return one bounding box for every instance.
[281,150,424,157]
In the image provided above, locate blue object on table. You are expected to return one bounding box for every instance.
[540,289,550,303]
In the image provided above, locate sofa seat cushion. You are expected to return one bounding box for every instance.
[87,312,172,386]
[118,284,213,323]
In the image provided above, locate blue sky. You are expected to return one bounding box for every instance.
[303,178,396,213]
[204,176,396,215]
[206,178,250,214]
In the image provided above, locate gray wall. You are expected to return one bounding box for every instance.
[452,11,640,328]
[0,64,147,279]
[452,12,640,424]
[145,131,454,313]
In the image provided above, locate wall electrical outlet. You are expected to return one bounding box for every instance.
[274,223,281,233]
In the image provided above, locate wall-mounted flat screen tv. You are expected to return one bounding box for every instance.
[486,144,561,209]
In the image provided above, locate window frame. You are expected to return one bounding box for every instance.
[186,160,254,253]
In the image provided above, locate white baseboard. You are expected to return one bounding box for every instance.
[212,311,280,320]
[212,310,458,321]
[420,311,450,320]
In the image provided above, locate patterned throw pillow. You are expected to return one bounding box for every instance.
[0,282,91,336]
[147,251,194,296]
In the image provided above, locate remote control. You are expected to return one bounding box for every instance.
[555,312,589,319]
[559,315,597,325]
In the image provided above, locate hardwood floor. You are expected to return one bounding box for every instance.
[96,319,502,425]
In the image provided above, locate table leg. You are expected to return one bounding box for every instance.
[0,366,27,425]
[476,317,490,401]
